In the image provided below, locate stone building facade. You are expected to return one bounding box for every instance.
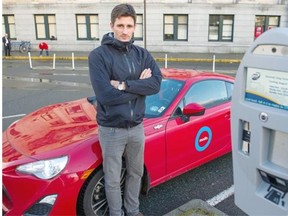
[2,0,288,53]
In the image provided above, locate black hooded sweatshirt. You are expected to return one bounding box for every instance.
[89,33,162,128]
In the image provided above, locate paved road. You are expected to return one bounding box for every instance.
[2,59,246,216]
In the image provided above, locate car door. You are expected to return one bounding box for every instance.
[165,79,233,176]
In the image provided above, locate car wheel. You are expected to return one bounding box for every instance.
[77,164,126,216]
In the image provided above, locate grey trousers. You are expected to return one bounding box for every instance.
[99,123,145,216]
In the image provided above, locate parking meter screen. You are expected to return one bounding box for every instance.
[245,67,288,111]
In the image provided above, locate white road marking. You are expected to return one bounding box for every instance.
[206,185,235,206]
[2,114,26,119]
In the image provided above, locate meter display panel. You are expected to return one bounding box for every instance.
[245,67,288,111]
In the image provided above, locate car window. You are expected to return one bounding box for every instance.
[226,81,234,101]
[184,80,231,108]
[145,79,184,118]
[172,80,233,118]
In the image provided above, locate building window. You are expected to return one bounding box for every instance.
[76,14,99,40]
[164,14,188,41]
[2,15,16,39]
[208,15,234,42]
[134,14,143,40]
[34,14,57,40]
[254,15,280,39]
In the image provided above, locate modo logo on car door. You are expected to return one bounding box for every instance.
[195,126,212,152]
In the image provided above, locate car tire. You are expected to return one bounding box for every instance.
[77,163,126,216]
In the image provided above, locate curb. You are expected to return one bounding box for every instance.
[2,56,241,63]
[163,199,227,216]
[154,57,241,63]
[2,56,88,61]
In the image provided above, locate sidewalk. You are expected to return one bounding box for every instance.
[2,51,243,63]
[163,199,227,216]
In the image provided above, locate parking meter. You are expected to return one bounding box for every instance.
[231,27,288,215]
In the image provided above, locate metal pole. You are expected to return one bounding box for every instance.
[165,54,168,69]
[212,55,215,72]
[28,52,33,69]
[53,53,56,70]
[144,0,147,49]
[72,52,75,70]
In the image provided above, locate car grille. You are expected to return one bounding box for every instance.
[24,203,52,216]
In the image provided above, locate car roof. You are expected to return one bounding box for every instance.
[161,68,234,81]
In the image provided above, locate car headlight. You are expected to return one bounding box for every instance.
[16,156,68,180]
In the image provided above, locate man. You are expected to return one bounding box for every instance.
[89,3,162,216]
[2,33,11,56]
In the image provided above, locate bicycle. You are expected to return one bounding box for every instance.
[11,41,31,53]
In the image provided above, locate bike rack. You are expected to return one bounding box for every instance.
[27,52,78,71]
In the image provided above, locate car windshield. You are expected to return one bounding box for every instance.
[145,79,184,118]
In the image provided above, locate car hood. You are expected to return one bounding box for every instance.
[3,98,167,161]
[4,98,98,160]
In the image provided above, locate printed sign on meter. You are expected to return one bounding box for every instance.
[231,27,288,215]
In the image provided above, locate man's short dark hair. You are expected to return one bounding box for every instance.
[111,4,136,25]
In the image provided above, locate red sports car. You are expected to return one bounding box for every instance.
[2,68,234,216]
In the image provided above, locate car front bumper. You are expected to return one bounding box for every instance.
[2,169,86,215]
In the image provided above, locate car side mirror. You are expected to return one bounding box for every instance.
[181,103,205,122]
